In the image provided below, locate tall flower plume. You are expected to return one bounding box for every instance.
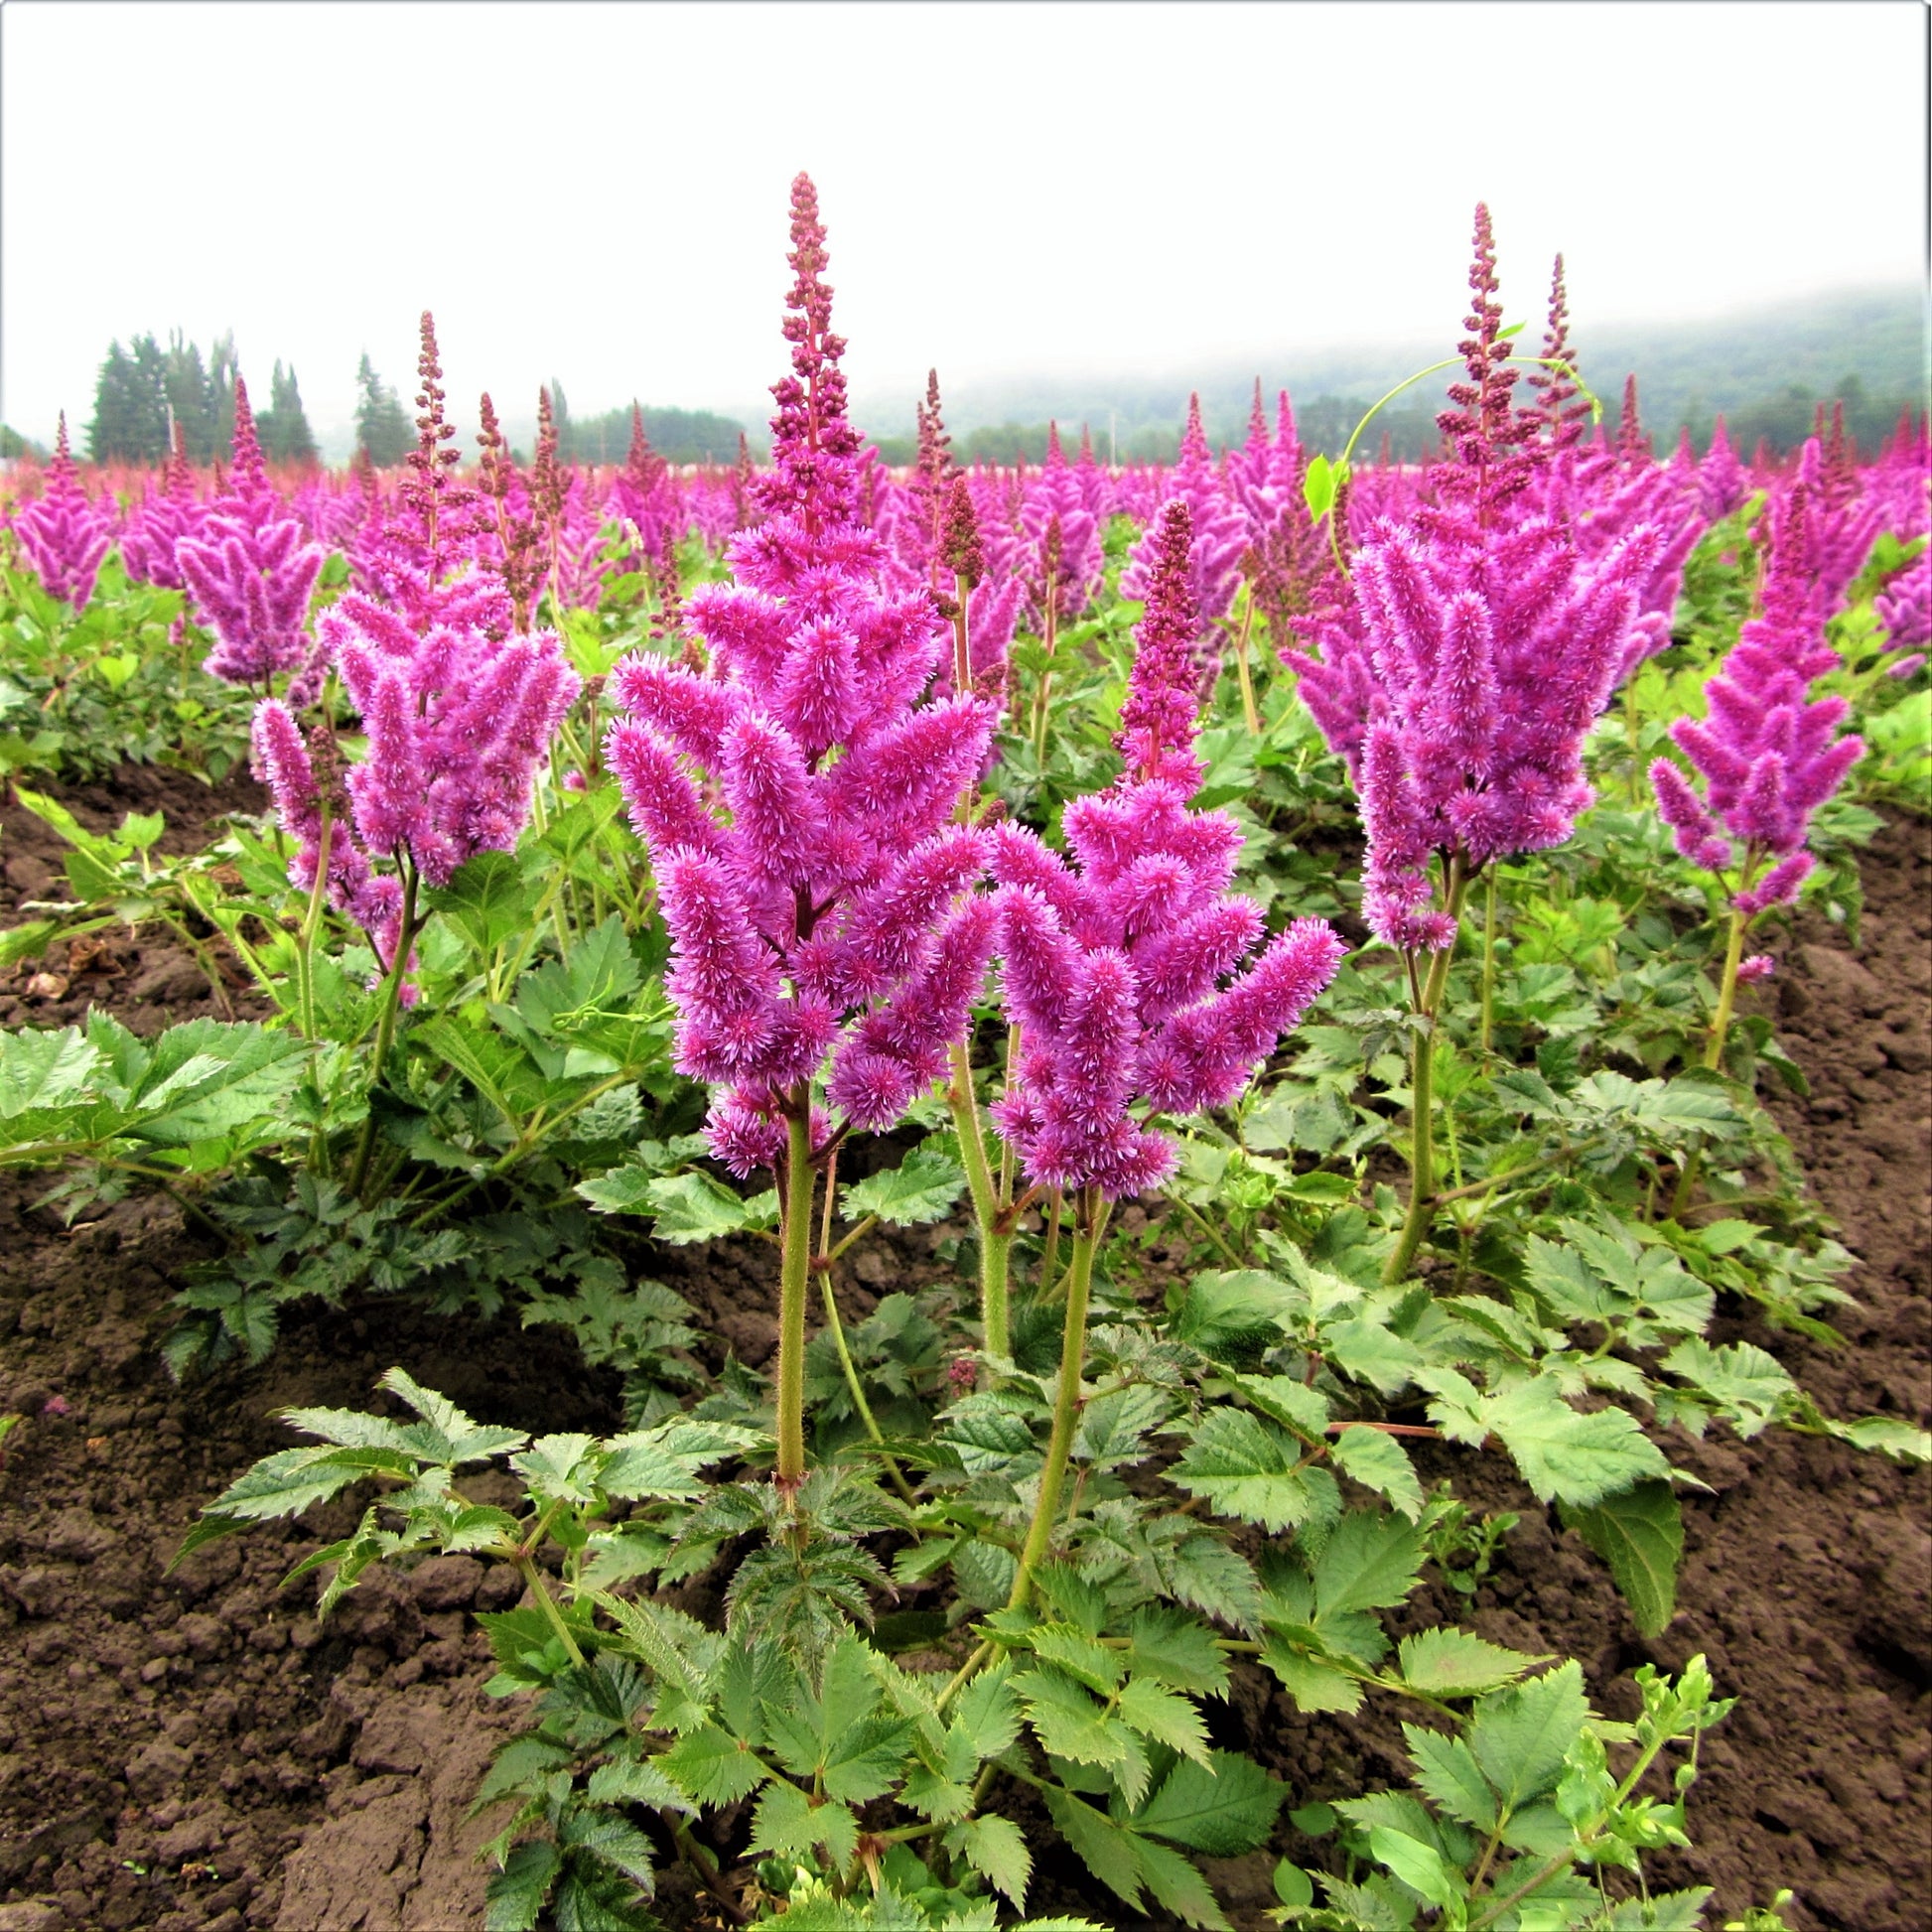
[990,499,1343,1198]
[1287,207,1663,950]
[606,172,998,1169]
[12,414,112,611]
[175,379,328,685]
[1651,440,1863,919]
[120,418,205,590]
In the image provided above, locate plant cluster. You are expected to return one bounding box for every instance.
[0,178,1925,1932]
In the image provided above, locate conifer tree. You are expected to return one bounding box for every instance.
[354,352,413,466]
[257,359,319,466]
[87,335,170,462]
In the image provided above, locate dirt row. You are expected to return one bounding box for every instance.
[0,783,1924,1930]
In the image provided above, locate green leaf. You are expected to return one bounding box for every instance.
[1116,1677,1212,1766]
[1480,1377,1670,1506]
[1327,1427,1423,1520]
[1222,1371,1329,1441]
[1129,1835,1231,1931]
[1367,1826,1461,1909]
[424,851,541,956]
[840,1145,969,1226]
[1031,1624,1123,1695]
[1259,1639,1363,1714]
[1469,1661,1589,1812]
[1171,1269,1300,1355]
[1303,452,1342,520]
[638,1171,773,1243]
[1041,1786,1144,1912]
[955,1813,1032,1908]
[1133,1749,1286,1855]
[485,1839,562,1932]
[1313,1508,1425,1616]
[1125,1608,1231,1698]
[1171,1409,1340,1533]
[1661,1338,1795,1438]
[1403,1724,1497,1833]
[1395,1628,1545,1699]
[659,1724,767,1806]
[747,1779,820,1860]
[1013,1667,1142,1788]
[1563,1479,1682,1637]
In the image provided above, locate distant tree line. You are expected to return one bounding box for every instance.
[543,382,747,465]
[85,331,318,466]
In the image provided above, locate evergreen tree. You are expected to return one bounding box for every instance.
[355,352,413,466]
[257,359,319,466]
[87,334,170,462]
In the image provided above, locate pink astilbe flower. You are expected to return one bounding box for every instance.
[1651,442,1863,916]
[1695,417,1753,521]
[1123,394,1248,642]
[1017,423,1103,626]
[1875,548,1930,654]
[174,379,328,686]
[120,419,205,590]
[606,173,998,1172]
[323,595,582,890]
[12,414,111,610]
[988,503,1344,1199]
[1288,207,1663,951]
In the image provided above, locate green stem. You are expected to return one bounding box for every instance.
[1029,588,1058,766]
[948,1037,1011,1357]
[1038,1185,1062,1294]
[1232,594,1260,735]
[1384,858,1465,1286]
[1703,905,1749,1072]
[293,806,334,1043]
[1478,866,1498,1056]
[775,1107,815,1490]
[347,860,419,1198]
[1008,1191,1103,1611]
[816,1266,915,1504]
[516,1558,585,1669]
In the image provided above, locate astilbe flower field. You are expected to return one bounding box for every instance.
[0,175,1926,1932]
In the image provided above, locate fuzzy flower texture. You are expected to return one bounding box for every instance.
[607,174,999,1173]
[1288,206,1662,951]
[13,415,112,612]
[176,380,327,686]
[990,500,1344,1197]
[1651,439,1863,919]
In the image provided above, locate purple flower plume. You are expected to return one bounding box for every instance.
[1123,394,1249,649]
[120,420,205,590]
[13,415,112,611]
[607,173,998,1173]
[176,379,328,685]
[989,503,1344,1198]
[1286,206,1664,952]
[1650,441,1863,916]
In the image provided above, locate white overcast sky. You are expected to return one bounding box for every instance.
[3,0,1925,454]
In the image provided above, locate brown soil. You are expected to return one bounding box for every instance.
[0,787,1924,1932]
[1,766,269,1035]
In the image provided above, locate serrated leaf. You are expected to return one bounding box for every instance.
[584,1758,694,1814]
[1367,1826,1461,1909]
[1562,1479,1682,1637]
[1469,1661,1589,1811]
[1129,1835,1231,1931]
[1133,1749,1286,1855]
[485,1839,561,1931]
[954,1813,1032,1907]
[1395,1628,1545,1699]
[1259,1639,1363,1714]
[424,851,541,955]
[1403,1724,1497,1832]
[1031,1624,1123,1695]
[1117,1677,1211,1765]
[1222,1371,1330,1440]
[840,1145,969,1225]
[1661,1338,1796,1438]
[1125,1608,1231,1698]
[638,1170,771,1243]
[1172,1409,1340,1533]
[658,1724,767,1806]
[1041,1785,1145,1910]
[1327,1427,1423,1520]
[1481,1378,1669,1506]
[1313,1508,1425,1616]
